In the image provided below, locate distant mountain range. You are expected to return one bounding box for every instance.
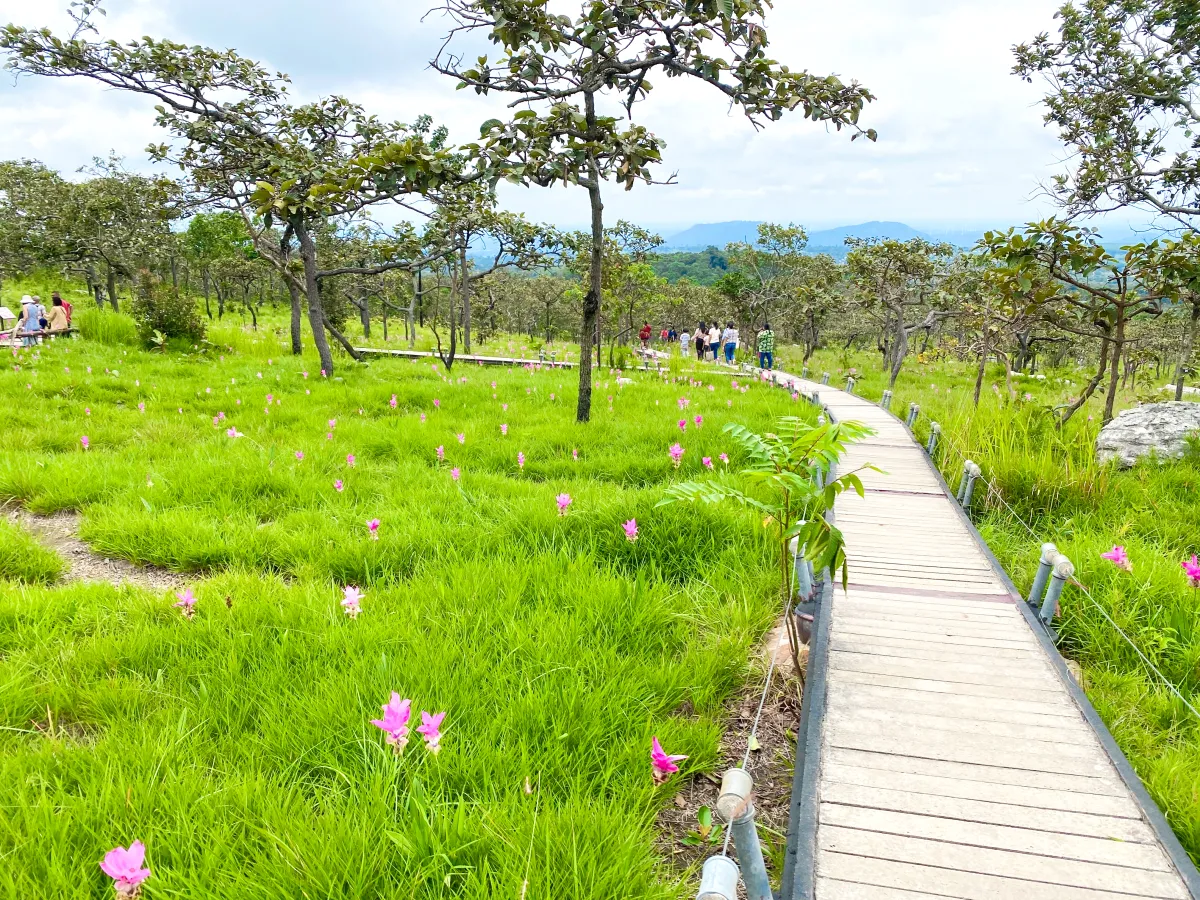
[661,220,932,251]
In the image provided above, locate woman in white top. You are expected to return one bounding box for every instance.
[721,322,739,364]
[707,324,721,360]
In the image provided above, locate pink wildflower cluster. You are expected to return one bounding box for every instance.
[341,585,363,619]
[173,588,197,620]
[650,737,687,785]
[668,443,685,468]
[371,693,446,755]
[100,841,151,898]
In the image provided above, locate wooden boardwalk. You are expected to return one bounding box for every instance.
[767,371,1199,900]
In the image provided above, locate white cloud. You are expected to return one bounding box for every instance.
[0,0,1105,232]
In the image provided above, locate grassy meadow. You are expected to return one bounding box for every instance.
[789,345,1200,862]
[0,299,818,898]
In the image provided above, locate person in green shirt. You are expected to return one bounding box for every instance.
[757,323,775,370]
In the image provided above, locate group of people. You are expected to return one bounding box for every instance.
[13,293,72,347]
[638,320,775,369]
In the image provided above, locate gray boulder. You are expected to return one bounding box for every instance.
[1096,402,1200,468]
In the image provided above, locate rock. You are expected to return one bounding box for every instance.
[1096,402,1200,468]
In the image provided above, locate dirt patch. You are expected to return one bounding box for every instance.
[657,617,808,888]
[10,509,182,591]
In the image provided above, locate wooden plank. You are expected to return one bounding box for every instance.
[822,747,1126,798]
[820,803,1170,870]
[815,876,956,900]
[818,829,1188,897]
[828,682,1082,727]
[817,852,1173,900]
[829,667,1074,703]
[824,725,1111,777]
[828,650,1056,687]
[819,781,1156,842]
[826,703,1092,742]
[832,622,1040,651]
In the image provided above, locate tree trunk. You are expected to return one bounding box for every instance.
[293,218,336,376]
[576,90,603,424]
[1059,336,1110,427]
[286,277,303,354]
[888,312,907,388]
[1103,315,1125,424]
[359,291,371,339]
[202,269,213,320]
[106,264,119,313]
[170,255,178,289]
[408,270,418,349]
[973,327,989,408]
[460,243,472,354]
[1175,296,1200,401]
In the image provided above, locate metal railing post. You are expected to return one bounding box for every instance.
[790,535,812,600]
[905,403,920,428]
[801,365,809,379]
[962,462,981,512]
[956,460,973,503]
[820,372,830,385]
[880,389,892,410]
[811,391,820,408]
[715,770,771,900]
[1028,543,1058,607]
[845,375,856,394]
[695,856,739,900]
[926,422,940,455]
[1039,557,1075,624]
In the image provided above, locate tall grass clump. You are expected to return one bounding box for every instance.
[75,307,140,346]
[0,520,64,583]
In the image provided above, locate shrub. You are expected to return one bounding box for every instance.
[128,271,206,345]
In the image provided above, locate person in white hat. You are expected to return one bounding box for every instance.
[16,295,41,347]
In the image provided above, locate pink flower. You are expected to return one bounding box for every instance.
[226,427,243,438]
[491,381,496,389]
[295,451,304,461]
[367,518,380,539]
[501,423,508,436]
[328,419,337,429]
[502,403,508,412]
[341,585,362,619]
[623,519,638,542]
[433,399,440,409]
[420,413,427,423]
[325,432,333,440]
[650,736,687,785]
[137,402,145,413]
[694,415,703,428]
[518,452,526,470]
[678,397,690,410]
[173,588,197,619]
[347,454,356,467]
[417,710,446,753]
[390,394,397,409]
[702,456,713,469]
[1183,555,1200,587]
[100,841,151,897]
[451,467,461,482]
[572,448,579,461]
[669,443,685,468]
[719,453,729,466]
[81,435,89,450]
[85,407,91,416]
[371,692,411,753]
[334,479,344,492]
[1100,546,1132,572]
[456,433,465,445]
[678,419,687,432]
[556,493,572,515]
[436,445,445,462]
[727,400,733,408]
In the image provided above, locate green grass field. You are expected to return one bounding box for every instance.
[0,309,818,898]
[793,346,1200,862]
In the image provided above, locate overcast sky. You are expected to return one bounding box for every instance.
[0,0,1108,235]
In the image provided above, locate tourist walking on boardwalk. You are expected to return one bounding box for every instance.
[639,321,652,350]
[721,321,739,365]
[694,322,707,360]
[679,326,691,358]
[757,322,775,370]
[707,322,721,361]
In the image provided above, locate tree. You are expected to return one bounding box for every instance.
[1014,0,1200,226]
[845,237,955,387]
[182,211,257,322]
[3,3,467,374]
[983,220,1168,423]
[432,0,874,422]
